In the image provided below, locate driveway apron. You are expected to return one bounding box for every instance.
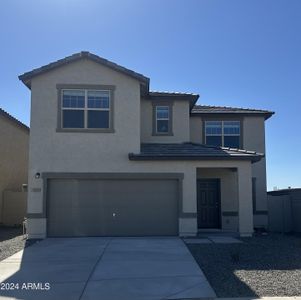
[0,237,215,300]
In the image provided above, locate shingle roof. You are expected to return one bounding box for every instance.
[191,105,274,119]
[0,108,29,131]
[19,51,150,89]
[129,143,263,163]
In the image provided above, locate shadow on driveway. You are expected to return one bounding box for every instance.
[0,226,23,242]
[0,226,39,262]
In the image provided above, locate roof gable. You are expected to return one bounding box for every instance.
[19,51,150,90]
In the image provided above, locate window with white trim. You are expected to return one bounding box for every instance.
[156,106,170,134]
[205,120,240,148]
[61,89,110,129]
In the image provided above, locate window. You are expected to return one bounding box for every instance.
[156,106,170,134]
[205,121,222,147]
[205,120,240,148]
[61,89,111,130]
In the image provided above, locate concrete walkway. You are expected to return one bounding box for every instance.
[184,236,243,244]
[0,237,216,300]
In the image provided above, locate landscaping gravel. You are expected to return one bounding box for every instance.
[186,233,301,297]
[0,226,38,262]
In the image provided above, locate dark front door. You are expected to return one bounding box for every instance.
[197,179,220,229]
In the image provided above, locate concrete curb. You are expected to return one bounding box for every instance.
[216,297,301,300]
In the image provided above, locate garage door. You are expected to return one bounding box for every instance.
[47,178,179,236]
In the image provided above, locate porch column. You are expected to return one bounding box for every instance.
[237,162,254,237]
[179,167,198,236]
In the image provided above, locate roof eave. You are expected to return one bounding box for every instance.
[264,111,275,120]
[19,78,31,89]
[191,111,275,120]
[128,153,262,163]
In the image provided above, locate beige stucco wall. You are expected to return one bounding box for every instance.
[190,116,203,143]
[140,99,190,143]
[190,115,268,228]
[243,117,268,227]
[2,191,27,225]
[30,58,141,162]
[243,117,267,207]
[27,58,254,238]
[0,116,29,223]
[28,58,141,215]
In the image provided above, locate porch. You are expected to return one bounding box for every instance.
[180,162,254,238]
[197,168,239,233]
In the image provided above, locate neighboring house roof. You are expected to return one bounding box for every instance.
[268,188,301,196]
[191,105,274,120]
[19,51,150,90]
[0,108,29,131]
[129,143,263,163]
[147,91,199,109]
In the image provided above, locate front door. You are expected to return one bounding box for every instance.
[197,179,221,229]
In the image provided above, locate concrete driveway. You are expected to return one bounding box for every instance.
[0,237,216,300]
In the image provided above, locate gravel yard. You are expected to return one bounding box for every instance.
[0,226,37,261]
[186,233,301,298]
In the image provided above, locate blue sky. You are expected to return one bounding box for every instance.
[0,0,300,190]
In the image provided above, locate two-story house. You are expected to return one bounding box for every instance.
[19,52,273,239]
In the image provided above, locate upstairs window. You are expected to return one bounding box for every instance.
[62,90,85,128]
[156,106,170,134]
[205,120,240,148]
[61,89,111,130]
[87,91,110,128]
